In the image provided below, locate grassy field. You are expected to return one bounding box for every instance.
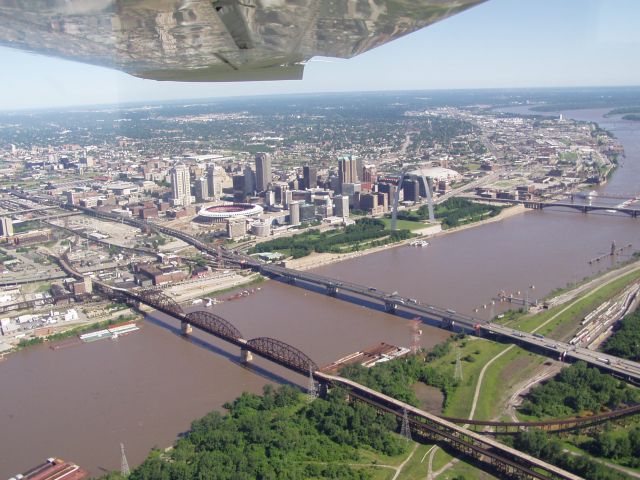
[380,218,427,231]
[395,444,435,479]
[472,346,547,421]
[400,265,640,478]
[440,459,499,479]
[503,268,640,339]
[441,339,504,418]
[332,439,428,479]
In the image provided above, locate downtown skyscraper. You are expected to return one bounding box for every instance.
[255,153,271,192]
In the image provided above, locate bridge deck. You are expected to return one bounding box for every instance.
[254,262,640,383]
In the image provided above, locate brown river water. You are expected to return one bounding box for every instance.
[1,108,639,477]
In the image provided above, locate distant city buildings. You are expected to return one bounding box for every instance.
[0,98,618,255]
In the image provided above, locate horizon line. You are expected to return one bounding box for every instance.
[2,84,640,114]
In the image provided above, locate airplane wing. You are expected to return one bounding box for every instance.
[0,0,485,82]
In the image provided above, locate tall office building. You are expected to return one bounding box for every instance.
[273,182,289,205]
[299,203,316,223]
[359,193,379,212]
[255,153,271,192]
[355,156,363,181]
[337,156,351,186]
[170,163,191,206]
[303,165,317,190]
[0,217,13,237]
[362,164,377,183]
[402,178,420,203]
[289,200,301,226]
[206,164,216,198]
[264,190,276,207]
[243,165,256,195]
[334,195,349,219]
[194,177,209,202]
[284,190,293,208]
[341,182,361,198]
[337,155,359,190]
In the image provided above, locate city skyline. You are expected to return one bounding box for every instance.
[1,0,639,111]
[1,69,640,478]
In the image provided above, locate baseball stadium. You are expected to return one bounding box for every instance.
[196,203,264,223]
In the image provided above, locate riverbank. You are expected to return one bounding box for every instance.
[286,204,525,271]
[162,272,263,304]
[11,312,140,351]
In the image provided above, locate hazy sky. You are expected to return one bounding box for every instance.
[1,0,639,110]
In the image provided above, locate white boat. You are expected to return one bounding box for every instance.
[409,240,430,247]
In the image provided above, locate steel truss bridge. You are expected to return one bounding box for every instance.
[56,252,318,376]
[441,403,640,436]
[524,201,639,217]
[461,195,640,217]
[55,250,585,480]
[317,373,582,480]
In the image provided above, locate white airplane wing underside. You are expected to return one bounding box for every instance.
[0,0,485,81]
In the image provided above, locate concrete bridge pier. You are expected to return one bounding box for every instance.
[442,318,455,330]
[181,322,192,335]
[384,301,397,313]
[241,348,253,363]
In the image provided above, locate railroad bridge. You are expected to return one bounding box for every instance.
[55,252,318,375]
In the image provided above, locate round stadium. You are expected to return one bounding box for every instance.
[196,203,263,223]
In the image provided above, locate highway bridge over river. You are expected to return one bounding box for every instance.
[524,201,639,217]
[250,260,640,384]
[459,194,640,217]
[14,189,640,384]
